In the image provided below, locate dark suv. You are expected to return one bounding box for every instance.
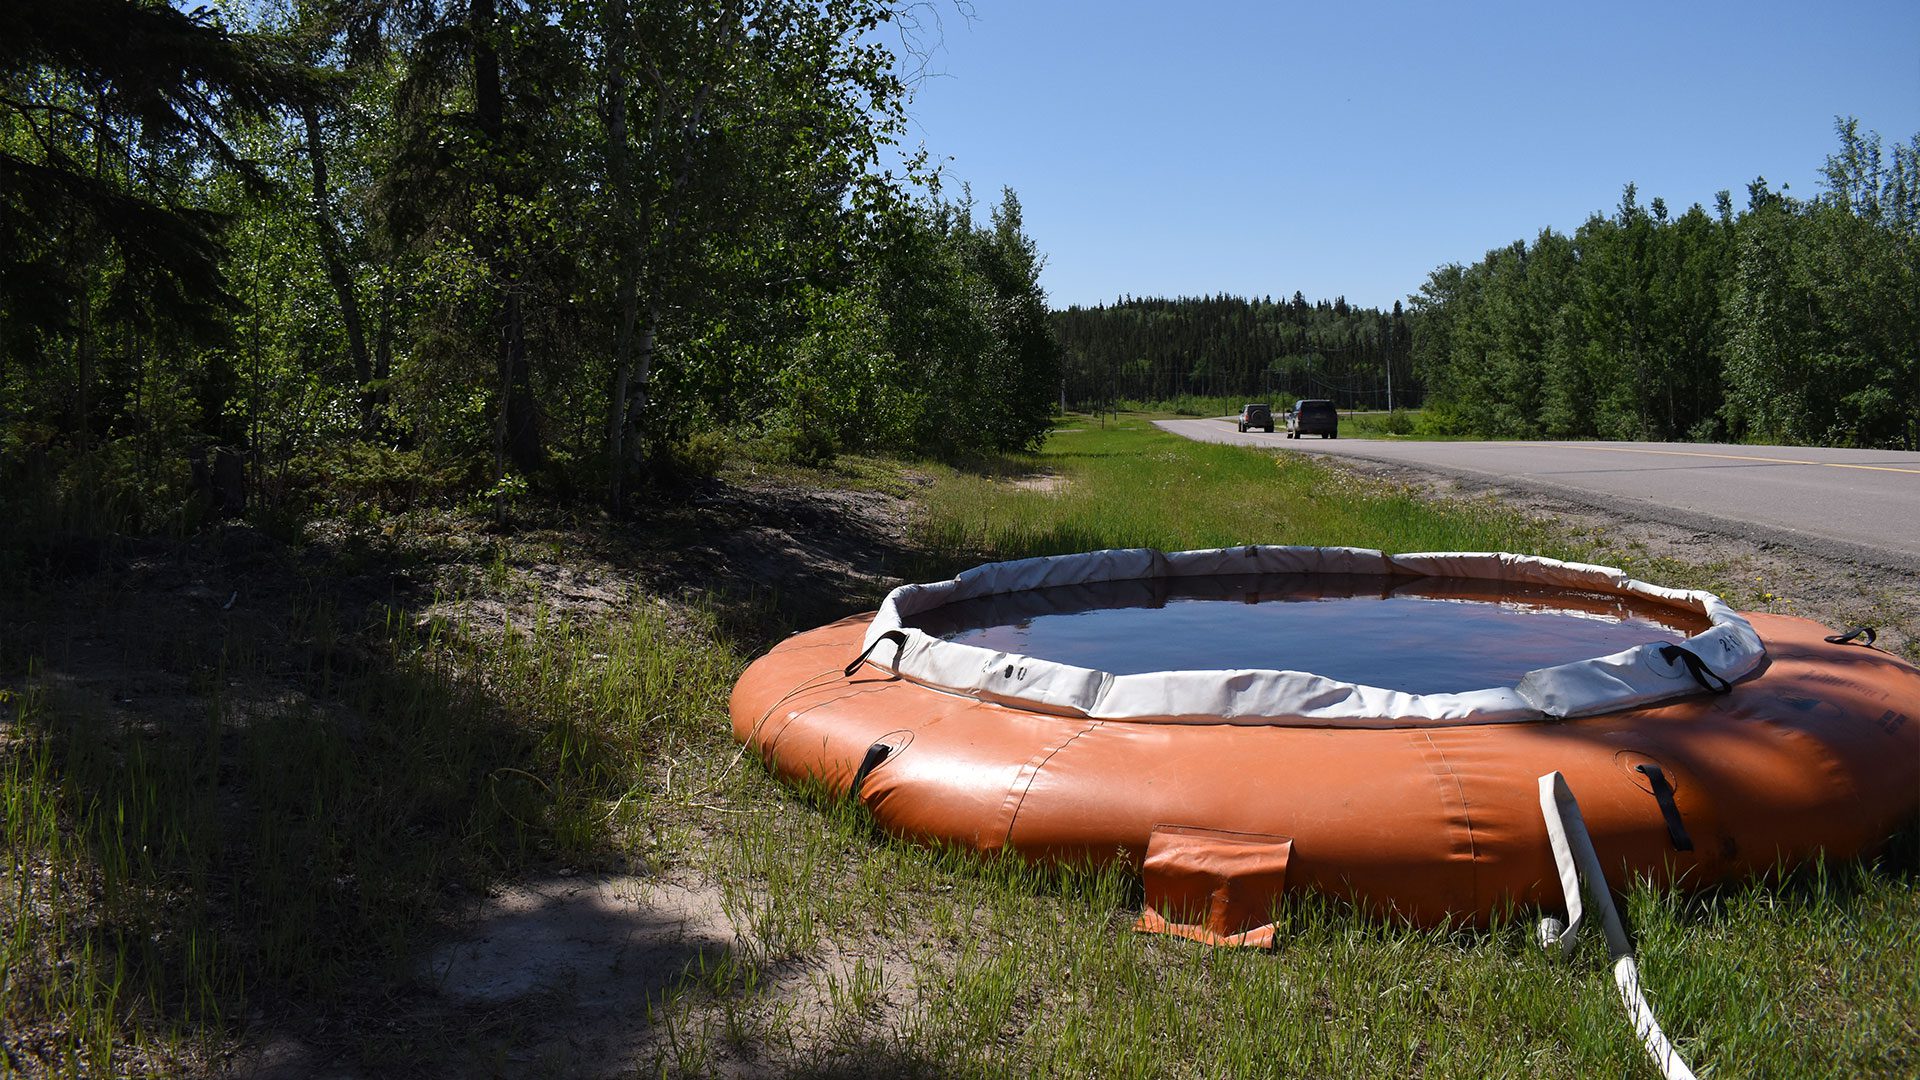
[1237,403,1274,433]
[1286,399,1338,439]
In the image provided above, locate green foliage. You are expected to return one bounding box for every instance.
[777,188,1061,463]
[1114,394,1246,416]
[1415,120,1920,449]
[668,429,733,478]
[0,0,1067,530]
[1381,409,1415,435]
[279,445,458,516]
[0,0,321,346]
[1055,291,1416,412]
[1412,402,1474,437]
[1722,134,1920,446]
[769,418,841,467]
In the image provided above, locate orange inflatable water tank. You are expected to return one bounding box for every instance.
[730,548,1920,944]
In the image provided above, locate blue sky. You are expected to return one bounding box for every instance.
[891,1,1920,311]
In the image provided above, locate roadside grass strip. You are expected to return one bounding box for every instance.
[916,414,1573,562]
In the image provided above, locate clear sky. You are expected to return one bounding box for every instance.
[892,0,1920,311]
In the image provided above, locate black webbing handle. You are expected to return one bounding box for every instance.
[1823,626,1878,648]
[1635,764,1695,852]
[1658,644,1732,694]
[844,630,908,677]
[850,741,892,798]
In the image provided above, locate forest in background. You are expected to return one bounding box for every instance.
[1412,120,1919,448]
[0,0,1060,537]
[1052,293,1415,411]
[5,1,1916,555]
[1053,122,1917,450]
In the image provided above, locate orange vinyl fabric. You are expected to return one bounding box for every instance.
[731,611,1920,933]
[1132,825,1293,947]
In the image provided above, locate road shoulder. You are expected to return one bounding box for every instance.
[1154,418,1917,659]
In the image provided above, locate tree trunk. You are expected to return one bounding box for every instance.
[471,0,503,142]
[471,0,530,484]
[76,268,93,456]
[603,0,637,509]
[609,2,739,491]
[77,87,108,459]
[504,285,540,471]
[300,102,373,434]
[628,302,658,473]
[373,280,393,425]
[492,286,537,479]
[607,283,637,506]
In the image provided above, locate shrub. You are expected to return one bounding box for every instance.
[279,445,459,516]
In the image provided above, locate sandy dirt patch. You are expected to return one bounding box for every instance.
[412,875,740,1076]
[1005,471,1066,495]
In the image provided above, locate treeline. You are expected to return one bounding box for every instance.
[0,0,1060,531]
[1413,120,1920,448]
[1052,293,1416,410]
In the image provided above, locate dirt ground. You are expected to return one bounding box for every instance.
[5,452,1914,1078]
[1,467,933,1079]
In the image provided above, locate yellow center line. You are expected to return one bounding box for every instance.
[1551,444,1920,476]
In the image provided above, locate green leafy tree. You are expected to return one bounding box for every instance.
[1412,119,1916,450]
[1,0,320,525]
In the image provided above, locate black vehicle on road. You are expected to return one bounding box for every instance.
[1286,399,1338,439]
[1237,403,1274,433]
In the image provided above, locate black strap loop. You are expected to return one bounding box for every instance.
[1823,626,1878,648]
[844,630,908,677]
[1658,644,1732,694]
[850,741,892,798]
[1635,764,1694,852]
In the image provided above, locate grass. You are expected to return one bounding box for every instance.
[2,416,1915,1076]
[916,416,1567,561]
[0,571,742,1074]
[918,413,1760,610]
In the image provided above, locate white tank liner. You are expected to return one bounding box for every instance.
[862,546,1767,727]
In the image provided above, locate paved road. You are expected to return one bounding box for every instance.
[1155,418,1920,571]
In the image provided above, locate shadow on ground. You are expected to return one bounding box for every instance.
[622,474,920,650]
[0,467,924,1077]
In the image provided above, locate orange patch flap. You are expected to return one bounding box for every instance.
[1133,824,1292,948]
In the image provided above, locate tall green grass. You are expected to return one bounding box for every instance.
[811,415,1914,1076]
[4,421,1914,1077]
[614,416,1920,1076]
[0,589,742,1075]
[649,756,1917,1077]
[914,415,1792,611]
[918,416,1568,561]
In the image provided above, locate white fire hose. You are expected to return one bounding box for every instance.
[1538,771,1699,1080]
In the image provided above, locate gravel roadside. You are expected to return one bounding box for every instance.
[1324,454,1919,662]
